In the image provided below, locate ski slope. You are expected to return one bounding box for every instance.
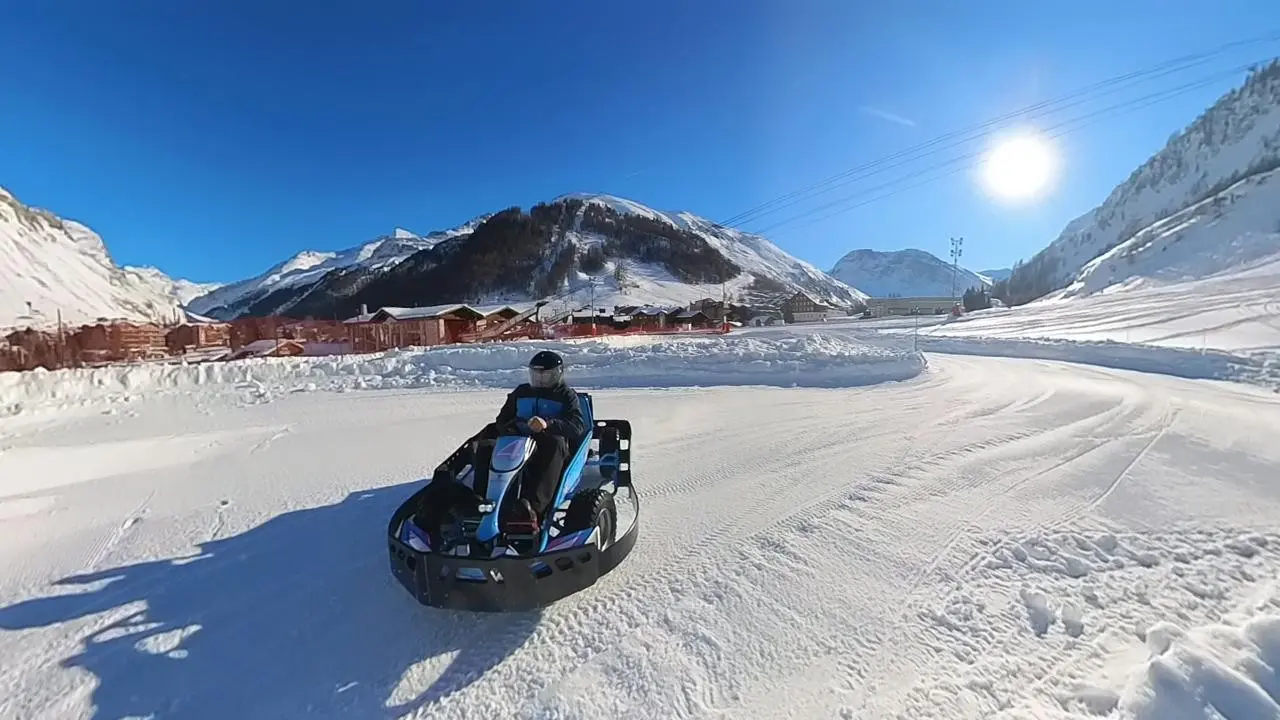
[2,334,1280,719]
[922,251,1280,357]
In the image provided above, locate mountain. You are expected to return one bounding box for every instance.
[0,186,220,331]
[188,193,869,320]
[185,219,484,319]
[828,248,990,298]
[978,267,1012,283]
[997,60,1280,306]
[1055,164,1280,299]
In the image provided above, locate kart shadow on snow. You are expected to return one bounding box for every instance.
[0,481,539,719]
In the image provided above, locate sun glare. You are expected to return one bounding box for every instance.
[981,134,1057,201]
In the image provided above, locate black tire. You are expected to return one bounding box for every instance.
[563,488,617,550]
[597,427,620,481]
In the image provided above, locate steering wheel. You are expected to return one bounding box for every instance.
[493,419,534,436]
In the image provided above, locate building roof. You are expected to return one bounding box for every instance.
[365,304,487,322]
[233,338,305,357]
[631,305,680,317]
[865,296,957,303]
[471,304,527,317]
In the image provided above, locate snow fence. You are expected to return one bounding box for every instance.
[0,333,927,417]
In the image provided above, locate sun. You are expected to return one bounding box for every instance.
[981,134,1057,201]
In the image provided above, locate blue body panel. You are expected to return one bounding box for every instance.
[514,396,566,420]
[478,435,534,542]
[538,393,595,553]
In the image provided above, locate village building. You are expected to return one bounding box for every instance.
[863,296,959,317]
[779,291,834,323]
[344,304,485,353]
[166,322,232,355]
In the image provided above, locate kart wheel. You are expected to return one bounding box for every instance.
[564,488,617,550]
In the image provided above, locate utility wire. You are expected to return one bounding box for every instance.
[713,31,1280,231]
[748,61,1262,237]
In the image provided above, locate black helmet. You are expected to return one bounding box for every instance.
[528,350,565,388]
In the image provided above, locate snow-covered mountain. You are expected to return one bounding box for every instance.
[185,219,483,319]
[829,248,990,298]
[190,193,868,320]
[977,267,1012,284]
[1054,164,1280,299]
[1000,60,1280,305]
[0,186,220,331]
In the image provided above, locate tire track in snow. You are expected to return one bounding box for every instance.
[829,362,1176,716]
[470,364,1155,718]
[1083,405,1178,514]
[85,490,155,573]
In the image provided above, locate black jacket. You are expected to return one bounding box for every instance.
[494,381,586,443]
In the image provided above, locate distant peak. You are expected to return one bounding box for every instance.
[393,227,420,240]
[837,248,935,262]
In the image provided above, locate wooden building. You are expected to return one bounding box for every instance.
[345,304,485,353]
[166,322,232,354]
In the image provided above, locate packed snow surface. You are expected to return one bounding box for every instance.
[1,322,1279,719]
[925,251,1280,357]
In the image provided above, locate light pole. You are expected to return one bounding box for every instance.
[950,236,964,305]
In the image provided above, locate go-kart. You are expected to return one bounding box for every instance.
[387,391,637,612]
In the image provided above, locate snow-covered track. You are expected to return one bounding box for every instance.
[1,354,1279,719]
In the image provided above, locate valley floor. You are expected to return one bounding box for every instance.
[2,347,1279,719]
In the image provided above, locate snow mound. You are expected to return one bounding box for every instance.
[1119,606,1280,720]
[924,200,1280,356]
[902,528,1280,719]
[0,333,926,417]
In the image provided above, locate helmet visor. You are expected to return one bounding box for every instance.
[528,366,562,388]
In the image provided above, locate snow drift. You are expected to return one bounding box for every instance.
[0,333,926,417]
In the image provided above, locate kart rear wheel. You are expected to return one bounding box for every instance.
[563,488,616,550]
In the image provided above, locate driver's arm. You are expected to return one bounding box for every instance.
[494,389,518,425]
[546,387,585,440]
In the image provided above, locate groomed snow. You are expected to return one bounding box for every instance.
[0,332,926,419]
[917,261,1280,366]
[1,347,1278,719]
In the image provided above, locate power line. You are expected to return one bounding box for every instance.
[713,31,1280,231]
[745,59,1266,238]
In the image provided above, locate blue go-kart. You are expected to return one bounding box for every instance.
[387,392,637,612]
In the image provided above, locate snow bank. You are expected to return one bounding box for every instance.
[918,335,1280,391]
[1116,595,1280,719]
[0,333,925,417]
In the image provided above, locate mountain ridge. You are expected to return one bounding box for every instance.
[997,60,1280,305]
[0,185,220,331]
[829,248,991,298]
[187,193,870,320]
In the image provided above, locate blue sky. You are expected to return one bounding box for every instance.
[2,1,1278,284]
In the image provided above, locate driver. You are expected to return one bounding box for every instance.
[483,349,586,532]
[418,350,585,537]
